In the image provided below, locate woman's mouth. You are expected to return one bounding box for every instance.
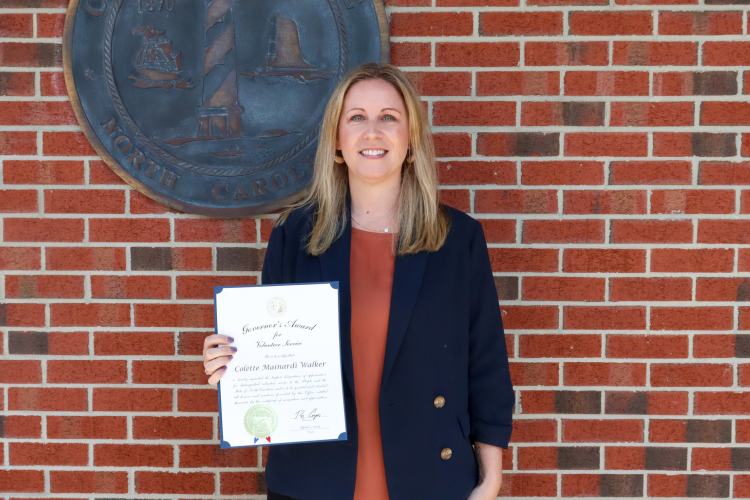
[360,149,388,159]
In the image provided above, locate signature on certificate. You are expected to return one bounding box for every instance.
[294,408,322,421]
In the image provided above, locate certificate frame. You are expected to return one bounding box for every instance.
[213,282,347,449]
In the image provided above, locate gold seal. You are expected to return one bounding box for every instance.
[244,404,278,438]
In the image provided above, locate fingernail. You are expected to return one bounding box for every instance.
[230,346,237,352]
[227,355,233,360]
[221,365,228,370]
[226,336,234,342]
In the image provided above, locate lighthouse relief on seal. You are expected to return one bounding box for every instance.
[213,282,346,448]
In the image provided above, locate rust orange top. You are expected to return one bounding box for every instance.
[350,226,397,500]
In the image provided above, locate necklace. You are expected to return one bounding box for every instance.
[351,215,391,233]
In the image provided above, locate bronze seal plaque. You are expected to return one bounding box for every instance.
[64,0,388,217]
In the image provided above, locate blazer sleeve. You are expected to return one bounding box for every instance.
[261,221,286,286]
[467,220,515,449]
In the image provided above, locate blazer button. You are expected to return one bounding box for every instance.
[441,448,452,460]
[434,396,445,408]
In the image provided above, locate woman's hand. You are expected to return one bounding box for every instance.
[203,334,236,386]
[467,441,503,500]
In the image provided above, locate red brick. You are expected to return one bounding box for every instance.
[565,307,647,330]
[511,420,558,443]
[649,474,688,497]
[523,220,604,243]
[221,471,270,495]
[37,13,66,38]
[565,362,647,386]
[610,161,692,185]
[177,275,256,300]
[607,335,689,358]
[476,190,557,214]
[562,474,601,497]
[697,278,750,301]
[0,72,34,96]
[480,12,563,36]
[525,42,608,66]
[437,43,520,67]
[569,11,653,35]
[692,448,732,471]
[478,133,559,157]
[703,42,750,66]
[9,443,87,466]
[46,247,125,271]
[610,278,692,302]
[563,419,643,442]
[736,475,750,498]
[406,71,471,96]
[611,220,693,243]
[8,387,87,412]
[564,72,650,96]
[699,220,750,244]
[479,219,516,243]
[43,131,96,156]
[40,70,66,96]
[3,160,84,185]
[499,473,558,497]
[5,275,84,299]
[565,133,648,157]
[95,331,174,356]
[90,275,170,300]
[517,447,558,470]
[652,189,734,214]
[652,364,733,388]
[173,247,213,271]
[47,360,126,385]
[135,471,214,494]
[3,218,83,242]
[564,190,646,214]
[434,133,471,157]
[522,161,604,185]
[0,101,75,126]
[649,419,687,443]
[1,416,41,438]
[563,249,646,273]
[49,470,128,493]
[610,102,694,127]
[438,161,516,185]
[177,388,218,413]
[132,360,206,385]
[0,360,41,383]
[390,42,431,66]
[659,11,742,35]
[521,102,562,127]
[50,303,130,327]
[613,42,696,66]
[390,12,473,36]
[649,392,690,415]
[522,277,604,302]
[606,447,645,469]
[135,304,215,328]
[654,132,737,157]
[740,191,750,214]
[502,305,559,329]
[95,444,172,467]
[651,248,733,273]
[651,307,734,331]
[0,14,32,37]
[489,248,558,272]
[47,416,126,439]
[0,131,36,155]
[510,363,559,386]
[434,101,516,127]
[694,334,737,358]
[48,331,89,355]
[93,388,172,412]
[438,0,518,4]
[704,102,749,127]
[440,189,470,212]
[89,218,170,242]
[0,247,40,270]
[130,191,175,214]
[135,417,213,440]
[175,219,256,243]
[738,421,750,442]
[0,303,45,327]
[0,42,61,67]
[44,189,125,214]
[478,71,560,96]
[89,160,127,184]
[520,333,601,357]
[0,190,37,213]
[695,392,750,415]
[739,250,750,272]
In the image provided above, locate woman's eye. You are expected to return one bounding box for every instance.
[351,115,364,121]
[382,114,396,121]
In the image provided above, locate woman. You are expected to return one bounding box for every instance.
[203,63,515,500]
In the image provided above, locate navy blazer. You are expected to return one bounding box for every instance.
[261,201,515,500]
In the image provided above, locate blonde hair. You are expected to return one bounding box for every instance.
[280,62,449,256]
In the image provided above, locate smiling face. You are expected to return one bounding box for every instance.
[336,78,410,187]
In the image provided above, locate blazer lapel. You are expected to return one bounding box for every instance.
[317,210,355,397]
[381,246,428,390]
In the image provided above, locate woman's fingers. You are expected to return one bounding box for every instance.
[205,355,233,386]
[202,334,234,356]
[205,344,238,362]
[206,364,228,386]
[203,334,236,386]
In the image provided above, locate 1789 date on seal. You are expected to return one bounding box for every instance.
[63,0,388,217]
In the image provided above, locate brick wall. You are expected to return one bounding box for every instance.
[1,0,749,498]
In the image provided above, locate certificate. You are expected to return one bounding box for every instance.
[213,282,347,448]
